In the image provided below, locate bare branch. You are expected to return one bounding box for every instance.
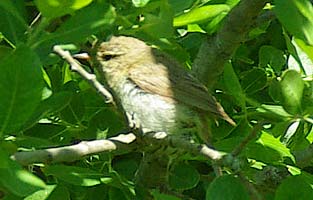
[11,132,225,166]
[193,0,271,88]
[12,133,137,165]
[53,45,114,103]
[145,132,225,161]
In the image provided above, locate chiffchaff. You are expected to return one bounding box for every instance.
[96,36,235,143]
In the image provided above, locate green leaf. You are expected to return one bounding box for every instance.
[108,187,128,200]
[206,175,249,200]
[274,0,313,45]
[45,165,110,186]
[271,121,293,138]
[32,2,116,62]
[22,91,73,130]
[151,190,180,200]
[132,0,150,7]
[0,0,26,25]
[0,45,13,61]
[205,11,228,34]
[136,1,174,38]
[0,44,43,135]
[256,104,292,122]
[241,68,267,94]
[0,148,46,197]
[168,0,193,14]
[0,1,27,44]
[34,0,93,19]
[60,93,85,124]
[173,5,230,27]
[275,175,313,200]
[112,155,140,180]
[255,131,295,162]
[288,38,313,76]
[259,45,286,73]
[46,185,70,200]
[223,62,245,107]
[295,38,313,64]
[168,163,200,190]
[280,70,304,114]
[269,78,283,103]
[24,185,56,200]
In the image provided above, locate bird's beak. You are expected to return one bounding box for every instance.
[73,52,91,60]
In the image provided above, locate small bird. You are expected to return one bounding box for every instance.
[96,36,235,143]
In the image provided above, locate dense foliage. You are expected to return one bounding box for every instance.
[0,0,313,199]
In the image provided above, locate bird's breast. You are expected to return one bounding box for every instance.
[115,79,177,133]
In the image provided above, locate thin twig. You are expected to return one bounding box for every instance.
[29,13,42,28]
[232,122,264,156]
[53,45,114,103]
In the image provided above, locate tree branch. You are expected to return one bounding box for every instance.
[144,132,224,160]
[53,45,114,103]
[192,0,271,88]
[11,133,137,165]
[12,132,225,166]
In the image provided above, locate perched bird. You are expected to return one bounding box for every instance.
[96,36,235,143]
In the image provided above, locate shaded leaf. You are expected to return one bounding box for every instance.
[206,175,249,200]
[223,62,245,107]
[259,45,286,73]
[169,163,200,190]
[275,175,313,200]
[0,44,43,135]
[32,2,116,62]
[136,1,174,38]
[241,68,267,94]
[45,165,110,186]
[22,91,73,130]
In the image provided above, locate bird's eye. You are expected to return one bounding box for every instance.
[103,54,116,61]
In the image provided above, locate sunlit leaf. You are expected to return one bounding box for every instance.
[0,149,46,197]
[280,70,304,114]
[274,0,313,45]
[173,5,230,27]
[132,0,150,7]
[35,0,93,19]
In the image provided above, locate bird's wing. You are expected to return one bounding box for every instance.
[127,53,235,125]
